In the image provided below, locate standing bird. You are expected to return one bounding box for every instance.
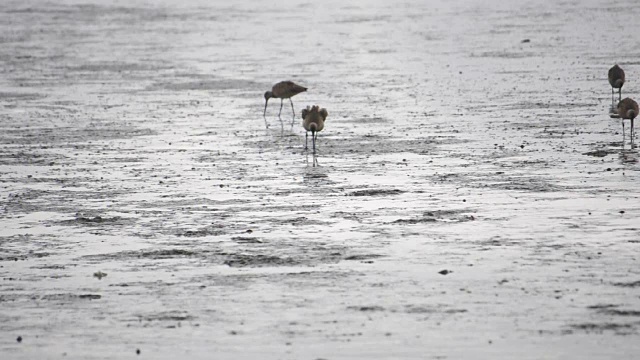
[617,97,638,146]
[302,105,328,155]
[263,81,307,128]
[608,65,625,108]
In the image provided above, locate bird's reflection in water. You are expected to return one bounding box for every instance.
[303,154,327,187]
[619,148,638,165]
[305,152,319,168]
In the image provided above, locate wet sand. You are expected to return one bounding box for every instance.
[1,0,639,359]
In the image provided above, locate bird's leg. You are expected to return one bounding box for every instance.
[305,131,308,150]
[277,99,284,129]
[289,98,296,127]
[263,102,269,129]
[632,118,635,147]
[619,87,622,102]
[622,120,625,145]
[612,88,615,110]
[312,130,316,155]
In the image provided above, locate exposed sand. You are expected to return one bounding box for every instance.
[1,0,639,359]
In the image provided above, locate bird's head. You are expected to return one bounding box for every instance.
[264,91,273,101]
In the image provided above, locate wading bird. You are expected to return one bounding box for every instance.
[302,105,328,155]
[608,65,625,108]
[617,97,638,146]
[263,81,307,128]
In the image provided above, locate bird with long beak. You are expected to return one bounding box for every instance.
[263,81,307,128]
[608,65,625,109]
[617,97,638,146]
[301,105,328,155]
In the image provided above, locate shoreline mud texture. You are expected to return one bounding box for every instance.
[1,0,639,359]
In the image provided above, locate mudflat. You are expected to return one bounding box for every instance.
[1,0,639,359]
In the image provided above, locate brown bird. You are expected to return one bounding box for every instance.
[263,81,307,128]
[608,65,625,107]
[301,105,328,154]
[617,97,638,145]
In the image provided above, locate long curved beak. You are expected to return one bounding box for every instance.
[263,99,269,117]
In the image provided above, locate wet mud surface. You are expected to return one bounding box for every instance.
[1,0,639,359]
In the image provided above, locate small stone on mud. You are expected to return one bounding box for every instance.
[521,38,530,43]
[17,336,22,343]
[606,168,611,171]
[438,269,452,275]
[246,229,253,233]
[619,211,625,214]
[93,271,107,280]
[136,349,140,355]
[520,145,525,149]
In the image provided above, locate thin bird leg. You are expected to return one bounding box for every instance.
[289,98,296,127]
[632,118,635,147]
[612,88,615,109]
[263,100,269,128]
[622,120,625,144]
[278,99,284,128]
[312,130,316,155]
[619,88,622,103]
[305,131,308,150]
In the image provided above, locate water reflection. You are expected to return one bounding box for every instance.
[305,152,319,168]
[618,148,638,165]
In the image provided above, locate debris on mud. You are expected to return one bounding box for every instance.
[347,306,385,312]
[392,209,476,224]
[78,294,102,300]
[612,281,640,288]
[343,254,383,261]
[93,271,108,280]
[347,189,404,197]
[569,323,634,334]
[583,149,613,157]
[223,254,296,268]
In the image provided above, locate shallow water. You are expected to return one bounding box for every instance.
[1,0,639,359]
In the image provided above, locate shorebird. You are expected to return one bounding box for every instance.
[617,97,638,145]
[302,105,328,155]
[263,81,307,128]
[608,65,625,107]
